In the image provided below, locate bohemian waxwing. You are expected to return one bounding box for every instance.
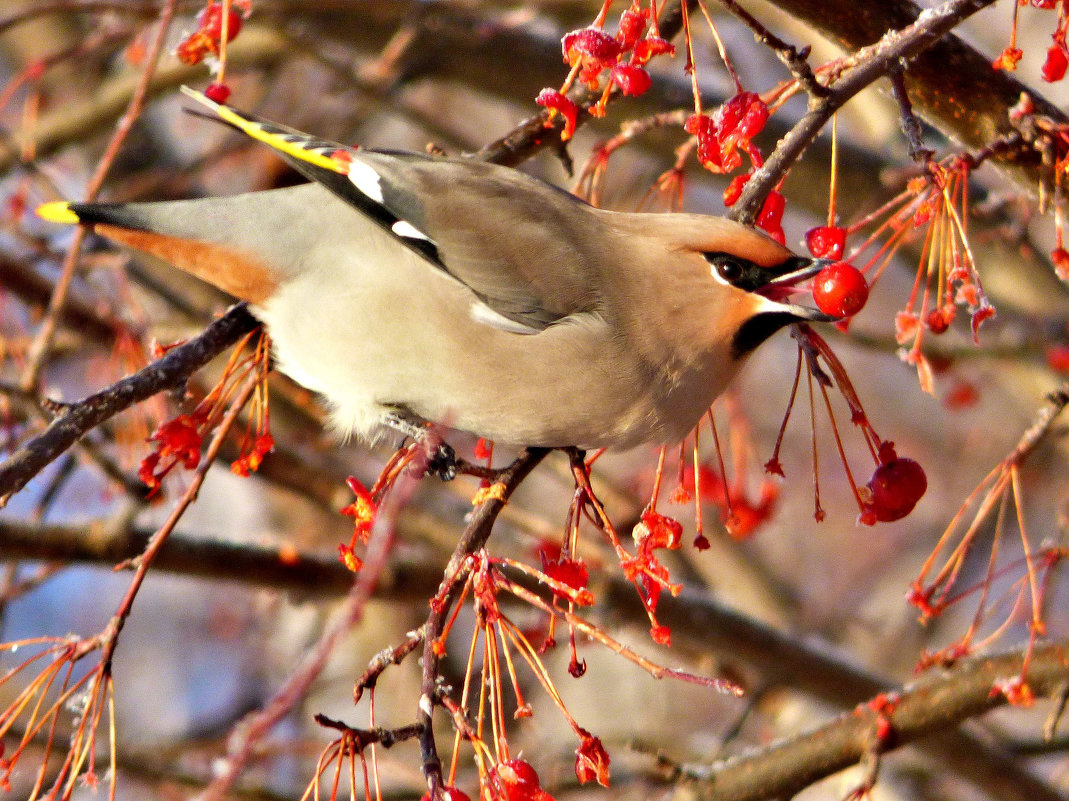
[37,88,835,451]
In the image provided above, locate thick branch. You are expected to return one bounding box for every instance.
[684,640,1069,801]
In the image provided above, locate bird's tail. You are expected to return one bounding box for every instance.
[34,194,290,304]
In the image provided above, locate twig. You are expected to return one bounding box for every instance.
[19,0,179,390]
[0,0,161,35]
[714,0,828,97]
[312,715,423,750]
[98,363,261,669]
[417,448,549,798]
[194,445,415,801]
[889,67,934,163]
[1007,381,1069,465]
[0,304,260,506]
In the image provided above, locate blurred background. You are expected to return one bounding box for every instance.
[0,1,1067,800]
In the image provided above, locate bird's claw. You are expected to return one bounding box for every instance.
[425,441,457,481]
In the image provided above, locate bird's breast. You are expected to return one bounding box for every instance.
[255,245,743,448]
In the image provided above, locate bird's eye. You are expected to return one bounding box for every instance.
[710,255,744,284]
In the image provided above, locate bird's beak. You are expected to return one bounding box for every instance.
[756,257,840,322]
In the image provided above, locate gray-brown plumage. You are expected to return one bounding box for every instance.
[38,90,834,449]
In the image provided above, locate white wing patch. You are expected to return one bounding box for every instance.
[392,220,431,241]
[348,158,385,203]
[469,300,540,335]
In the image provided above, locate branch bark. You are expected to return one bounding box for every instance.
[683,640,1069,801]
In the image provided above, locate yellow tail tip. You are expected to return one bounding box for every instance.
[36,201,81,224]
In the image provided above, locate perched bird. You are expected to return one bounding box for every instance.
[37,88,834,452]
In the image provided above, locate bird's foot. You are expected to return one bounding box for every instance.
[425,440,457,481]
[383,412,457,481]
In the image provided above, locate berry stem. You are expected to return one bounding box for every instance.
[828,113,838,227]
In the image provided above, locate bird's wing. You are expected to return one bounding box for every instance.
[181,88,601,332]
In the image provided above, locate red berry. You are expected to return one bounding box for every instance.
[616,5,649,48]
[1042,43,1068,82]
[610,63,651,96]
[1051,246,1069,279]
[204,82,231,103]
[925,306,954,333]
[755,190,785,231]
[804,225,846,260]
[490,759,544,801]
[865,457,927,523]
[714,92,760,136]
[735,98,769,140]
[562,27,623,63]
[1046,343,1069,373]
[811,263,868,317]
[197,3,242,43]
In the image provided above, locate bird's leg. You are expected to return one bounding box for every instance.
[382,411,457,481]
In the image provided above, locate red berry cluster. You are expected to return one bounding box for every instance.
[176,2,244,67]
[537,2,675,139]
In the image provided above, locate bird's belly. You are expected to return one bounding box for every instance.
[256,261,737,449]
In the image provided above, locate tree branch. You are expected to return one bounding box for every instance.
[682,639,1069,801]
[733,0,999,225]
[0,304,260,506]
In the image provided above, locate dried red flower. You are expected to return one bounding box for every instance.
[992,46,1023,71]
[341,476,377,535]
[631,36,675,65]
[615,3,649,49]
[197,2,242,42]
[574,730,611,787]
[535,89,579,140]
[542,556,589,593]
[1042,42,1068,82]
[562,27,623,64]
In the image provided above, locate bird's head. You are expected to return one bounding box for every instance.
[609,212,838,362]
[701,238,837,359]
